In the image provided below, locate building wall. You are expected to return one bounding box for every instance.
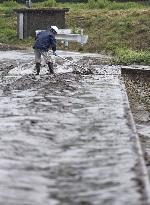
[15,9,69,39]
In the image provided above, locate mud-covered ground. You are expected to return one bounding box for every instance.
[0,50,150,205]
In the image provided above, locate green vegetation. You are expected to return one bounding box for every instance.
[115,48,150,65]
[66,8,150,65]
[0,0,150,65]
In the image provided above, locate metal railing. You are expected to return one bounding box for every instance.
[35,29,88,47]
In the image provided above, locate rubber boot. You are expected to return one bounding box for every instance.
[47,62,54,74]
[36,63,41,75]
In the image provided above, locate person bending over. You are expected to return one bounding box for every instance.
[33,26,58,75]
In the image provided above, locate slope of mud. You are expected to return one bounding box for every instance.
[0,43,25,51]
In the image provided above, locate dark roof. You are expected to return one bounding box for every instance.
[14,8,69,13]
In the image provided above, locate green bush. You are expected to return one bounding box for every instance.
[4,7,13,16]
[107,1,144,10]
[40,0,56,7]
[33,0,55,7]
[2,0,19,7]
[88,0,145,10]
[88,0,109,9]
[0,28,16,43]
[115,48,150,65]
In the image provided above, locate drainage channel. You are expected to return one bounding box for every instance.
[0,50,150,205]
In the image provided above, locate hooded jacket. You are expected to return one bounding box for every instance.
[33,30,56,52]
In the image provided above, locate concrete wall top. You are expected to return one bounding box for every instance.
[14,8,69,13]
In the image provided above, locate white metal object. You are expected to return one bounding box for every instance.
[19,13,24,39]
[29,0,32,7]
[26,0,32,8]
[58,29,72,34]
[35,29,88,46]
[56,34,88,44]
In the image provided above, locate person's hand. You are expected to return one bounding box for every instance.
[53,51,57,56]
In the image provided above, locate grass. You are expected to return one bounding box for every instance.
[115,48,150,65]
[0,0,150,65]
[66,9,150,64]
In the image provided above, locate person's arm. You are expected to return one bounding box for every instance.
[49,35,56,52]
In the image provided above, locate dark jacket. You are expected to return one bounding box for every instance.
[33,30,56,52]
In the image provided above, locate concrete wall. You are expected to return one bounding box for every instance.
[14,8,69,39]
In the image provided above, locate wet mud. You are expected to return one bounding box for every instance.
[0,43,25,51]
[0,51,150,205]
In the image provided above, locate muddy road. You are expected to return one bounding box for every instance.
[0,50,150,205]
